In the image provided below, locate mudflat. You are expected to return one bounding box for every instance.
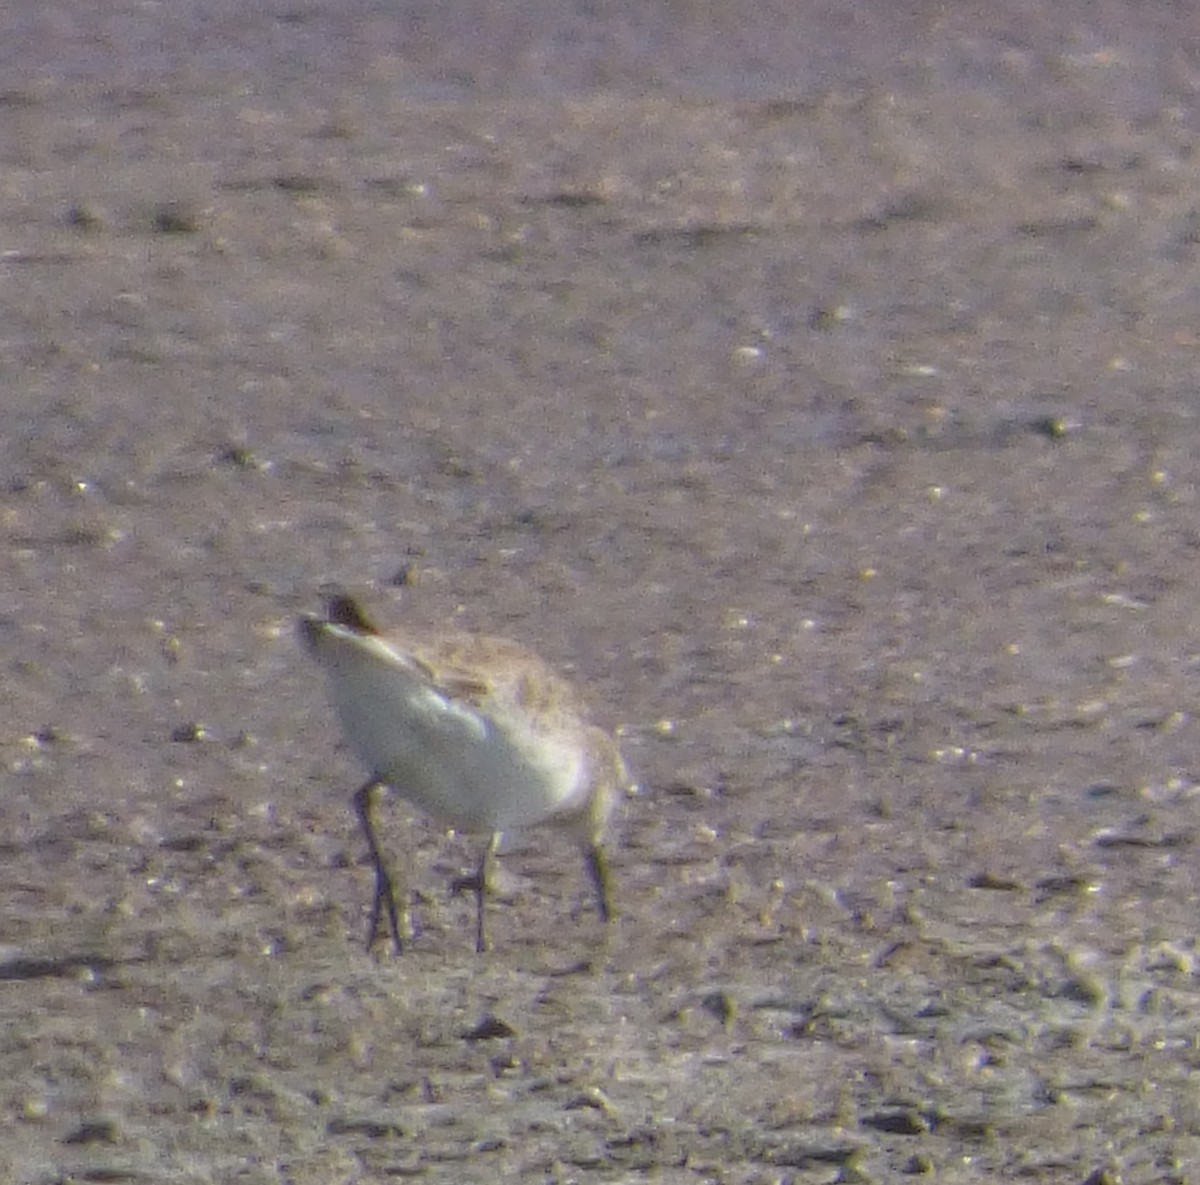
[5,5,1200,1181]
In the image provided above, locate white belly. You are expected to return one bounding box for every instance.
[329,662,587,831]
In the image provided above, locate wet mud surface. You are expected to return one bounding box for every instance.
[6,6,1200,1182]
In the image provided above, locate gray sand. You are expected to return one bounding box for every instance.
[4,6,1200,1182]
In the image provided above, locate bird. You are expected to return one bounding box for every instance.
[298,592,627,953]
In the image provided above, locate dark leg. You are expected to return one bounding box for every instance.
[353,778,408,954]
[474,833,499,954]
[584,841,613,924]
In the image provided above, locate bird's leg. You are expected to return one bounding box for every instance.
[353,778,408,954]
[474,832,499,954]
[583,841,613,924]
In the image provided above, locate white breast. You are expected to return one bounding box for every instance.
[318,630,588,831]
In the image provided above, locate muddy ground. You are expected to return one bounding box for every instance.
[5,4,1200,1182]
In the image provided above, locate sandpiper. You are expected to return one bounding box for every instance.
[299,593,626,953]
